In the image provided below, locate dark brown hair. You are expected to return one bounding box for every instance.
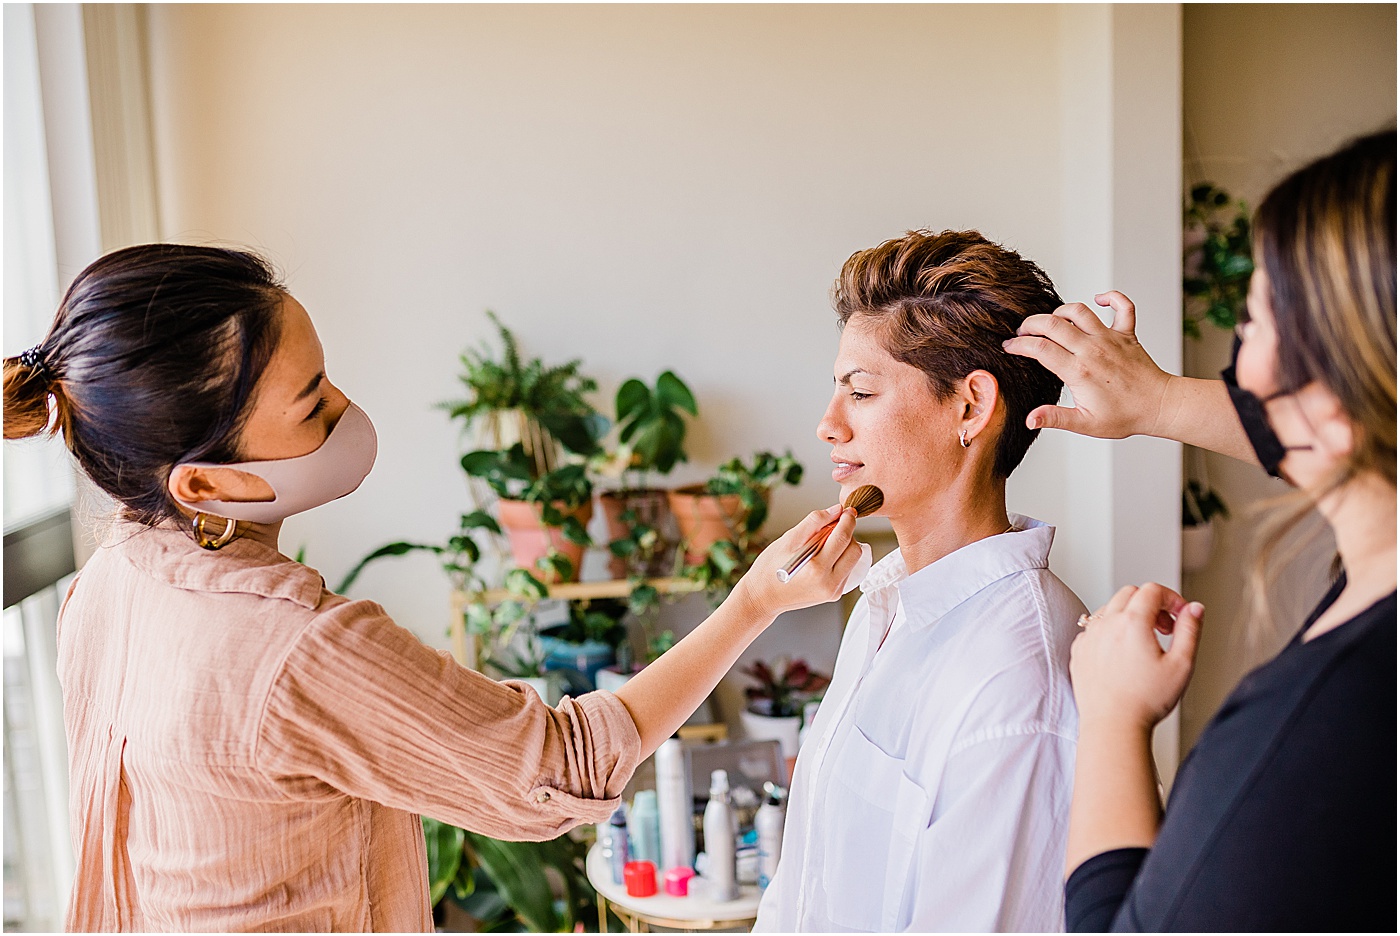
[833,229,1065,478]
[3,244,285,526]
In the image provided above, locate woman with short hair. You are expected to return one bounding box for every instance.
[1007,128,1396,931]
[756,229,1087,932]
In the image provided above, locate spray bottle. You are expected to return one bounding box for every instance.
[655,737,694,873]
[702,769,739,901]
[754,781,786,890]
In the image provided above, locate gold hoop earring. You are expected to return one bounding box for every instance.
[959,429,970,449]
[193,512,237,550]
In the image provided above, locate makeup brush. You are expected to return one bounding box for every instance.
[776,484,884,583]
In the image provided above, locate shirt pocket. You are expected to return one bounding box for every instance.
[821,725,930,931]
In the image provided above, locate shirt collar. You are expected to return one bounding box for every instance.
[110,521,326,609]
[860,514,1054,631]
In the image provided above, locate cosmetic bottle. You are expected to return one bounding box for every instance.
[754,783,786,890]
[655,737,694,872]
[597,818,617,884]
[702,769,739,901]
[628,789,661,868]
[607,806,630,885]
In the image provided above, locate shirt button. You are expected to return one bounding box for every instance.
[535,791,551,803]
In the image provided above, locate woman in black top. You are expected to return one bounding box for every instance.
[1005,128,1396,930]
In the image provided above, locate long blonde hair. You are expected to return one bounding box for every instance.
[1246,129,1396,630]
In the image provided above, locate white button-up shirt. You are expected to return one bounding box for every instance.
[755,515,1085,933]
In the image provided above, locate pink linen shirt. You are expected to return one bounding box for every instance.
[56,522,641,931]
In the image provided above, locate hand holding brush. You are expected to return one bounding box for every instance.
[777,484,883,582]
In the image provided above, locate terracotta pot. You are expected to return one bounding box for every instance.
[496,498,594,583]
[599,488,674,579]
[667,485,758,565]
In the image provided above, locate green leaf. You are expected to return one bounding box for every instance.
[656,370,698,416]
[615,378,651,423]
[465,835,562,933]
[609,537,638,558]
[628,583,660,617]
[709,540,740,575]
[461,510,503,535]
[336,541,440,593]
[493,600,527,628]
[561,515,591,546]
[465,602,495,635]
[422,818,466,907]
[504,567,549,600]
[460,449,503,476]
[536,551,575,582]
[1217,253,1254,280]
[1205,301,1238,329]
[446,535,481,564]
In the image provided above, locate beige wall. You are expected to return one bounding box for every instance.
[142,4,1183,729]
[1179,3,1396,748]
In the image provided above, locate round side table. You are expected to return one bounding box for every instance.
[586,844,761,933]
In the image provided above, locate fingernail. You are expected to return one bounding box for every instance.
[1187,601,1205,616]
[1028,417,1040,430]
[1002,339,1013,350]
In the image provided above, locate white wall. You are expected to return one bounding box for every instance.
[1179,3,1397,749]
[142,4,1182,727]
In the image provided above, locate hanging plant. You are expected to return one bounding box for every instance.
[1182,183,1254,340]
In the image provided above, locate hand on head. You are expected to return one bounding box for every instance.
[1002,291,1172,439]
[1070,582,1205,730]
[737,505,863,618]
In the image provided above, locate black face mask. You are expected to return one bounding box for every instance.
[1221,336,1313,479]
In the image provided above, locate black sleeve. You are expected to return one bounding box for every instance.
[1064,847,1149,932]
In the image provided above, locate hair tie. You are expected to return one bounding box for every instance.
[18,346,50,381]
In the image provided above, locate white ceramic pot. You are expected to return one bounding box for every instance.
[740,708,802,761]
[516,675,556,706]
[594,666,635,694]
[1182,520,1216,573]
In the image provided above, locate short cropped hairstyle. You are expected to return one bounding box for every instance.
[833,229,1065,479]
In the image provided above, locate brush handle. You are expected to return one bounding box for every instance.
[776,519,838,583]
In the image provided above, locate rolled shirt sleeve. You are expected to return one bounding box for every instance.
[254,598,642,840]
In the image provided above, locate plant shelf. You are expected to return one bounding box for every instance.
[447,576,703,668]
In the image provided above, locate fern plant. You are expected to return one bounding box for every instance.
[440,311,608,474]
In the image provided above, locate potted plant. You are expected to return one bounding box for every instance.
[440,311,609,473]
[739,657,831,760]
[1183,183,1253,339]
[461,445,595,583]
[671,451,803,604]
[1182,479,1230,573]
[443,312,608,581]
[597,370,698,579]
[537,597,630,689]
[1179,183,1244,570]
[423,816,598,932]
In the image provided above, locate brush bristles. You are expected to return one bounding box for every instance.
[844,484,883,517]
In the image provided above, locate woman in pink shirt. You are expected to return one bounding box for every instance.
[2,244,862,931]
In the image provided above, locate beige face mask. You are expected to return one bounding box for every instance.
[174,402,378,523]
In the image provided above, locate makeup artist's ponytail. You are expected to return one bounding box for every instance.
[2,244,285,526]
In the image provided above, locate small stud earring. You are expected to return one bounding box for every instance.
[959,429,970,449]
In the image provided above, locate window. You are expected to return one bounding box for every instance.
[3,4,81,929]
